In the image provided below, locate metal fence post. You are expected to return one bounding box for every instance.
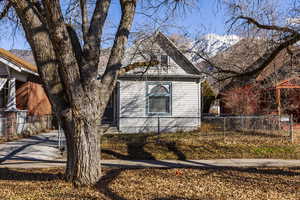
[242,116,245,134]
[290,114,294,143]
[58,123,61,150]
[157,116,160,135]
[223,117,226,138]
[47,115,50,129]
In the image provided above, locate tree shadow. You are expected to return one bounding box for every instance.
[127,141,156,160]
[101,149,131,160]
[162,141,186,160]
[98,134,200,199]
[0,168,63,182]
[96,166,300,200]
[96,168,203,200]
[96,168,128,200]
[99,134,155,199]
[0,134,59,164]
[152,196,206,200]
[102,134,156,160]
[102,134,189,160]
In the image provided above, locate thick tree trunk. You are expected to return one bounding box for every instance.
[61,110,102,186]
[11,0,135,187]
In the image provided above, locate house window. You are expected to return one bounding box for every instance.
[161,55,168,66]
[150,54,158,61]
[146,83,171,115]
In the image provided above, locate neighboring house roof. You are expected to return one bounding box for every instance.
[9,49,36,65]
[199,38,268,92]
[256,47,300,82]
[0,48,38,75]
[199,38,300,94]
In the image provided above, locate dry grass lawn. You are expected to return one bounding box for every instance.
[0,167,299,200]
[101,131,300,160]
[0,136,23,144]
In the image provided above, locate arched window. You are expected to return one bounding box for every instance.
[146,83,171,115]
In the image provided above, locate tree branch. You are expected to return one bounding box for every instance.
[117,60,159,76]
[11,0,68,114]
[42,0,85,107]
[66,24,83,66]
[102,0,137,77]
[0,1,12,20]
[99,0,136,105]
[187,49,241,75]
[219,33,300,83]
[238,15,299,35]
[79,0,88,42]
[80,0,111,83]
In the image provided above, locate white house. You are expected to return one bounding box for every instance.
[101,32,204,133]
[1,32,204,135]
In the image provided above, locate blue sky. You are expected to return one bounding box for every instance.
[105,0,228,41]
[0,0,244,50]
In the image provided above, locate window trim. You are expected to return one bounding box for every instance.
[146,82,172,116]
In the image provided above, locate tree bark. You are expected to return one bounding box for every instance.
[61,109,102,186]
[11,0,104,186]
[9,0,135,187]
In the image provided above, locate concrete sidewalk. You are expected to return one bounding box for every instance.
[0,131,64,168]
[1,131,300,169]
[2,159,300,169]
[100,159,300,168]
[0,159,300,169]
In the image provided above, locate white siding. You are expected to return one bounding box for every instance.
[122,43,188,76]
[119,81,146,118]
[118,80,201,133]
[172,82,200,117]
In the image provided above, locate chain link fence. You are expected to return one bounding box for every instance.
[101,115,296,144]
[201,115,294,141]
[1,112,296,146]
[118,116,201,134]
[117,115,293,136]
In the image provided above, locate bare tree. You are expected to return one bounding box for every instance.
[191,0,299,82]
[225,0,299,81]
[0,0,195,186]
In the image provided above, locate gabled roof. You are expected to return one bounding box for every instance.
[1,32,201,78]
[0,48,38,75]
[155,32,201,75]
[256,47,300,82]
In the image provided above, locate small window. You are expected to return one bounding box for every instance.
[150,54,158,61]
[146,83,171,115]
[161,55,168,66]
[208,65,214,71]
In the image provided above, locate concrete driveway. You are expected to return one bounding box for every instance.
[0,131,65,168]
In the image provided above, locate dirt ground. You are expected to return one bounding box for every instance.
[0,167,299,200]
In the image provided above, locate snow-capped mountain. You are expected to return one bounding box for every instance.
[190,33,240,62]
